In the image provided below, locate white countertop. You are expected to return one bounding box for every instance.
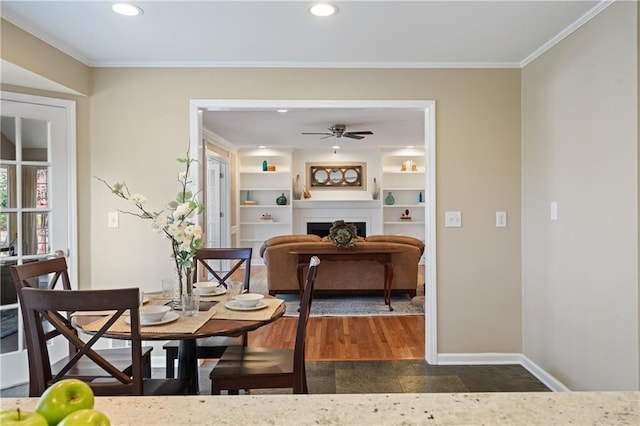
[2,391,638,425]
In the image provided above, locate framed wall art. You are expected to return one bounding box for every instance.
[306,162,366,190]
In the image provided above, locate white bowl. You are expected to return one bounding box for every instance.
[140,305,171,322]
[233,293,264,308]
[193,282,221,295]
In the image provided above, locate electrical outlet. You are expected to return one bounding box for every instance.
[445,211,461,228]
[108,211,119,228]
[496,211,507,228]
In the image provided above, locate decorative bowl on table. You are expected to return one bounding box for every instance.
[193,282,221,295]
[233,293,264,308]
[140,305,171,322]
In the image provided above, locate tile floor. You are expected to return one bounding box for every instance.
[0,360,550,397]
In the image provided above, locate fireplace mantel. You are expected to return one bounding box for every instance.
[293,200,381,209]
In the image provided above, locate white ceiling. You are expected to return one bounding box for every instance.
[1,0,604,68]
[202,107,426,149]
[1,0,610,150]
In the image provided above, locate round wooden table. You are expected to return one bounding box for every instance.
[76,297,285,394]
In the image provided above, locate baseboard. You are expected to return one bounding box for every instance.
[519,355,571,392]
[437,352,570,392]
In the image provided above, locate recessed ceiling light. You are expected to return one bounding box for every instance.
[332,145,340,150]
[308,3,338,17]
[258,145,267,149]
[276,109,288,113]
[111,3,143,16]
[407,145,415,148]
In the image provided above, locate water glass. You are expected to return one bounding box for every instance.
[182,292,200,317]
[162,278,177,301]
[227,281,244,301]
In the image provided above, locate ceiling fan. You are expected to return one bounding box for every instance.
[301,124,374,140]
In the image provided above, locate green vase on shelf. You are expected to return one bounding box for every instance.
[385,192,395,205]
[276,192,287,205]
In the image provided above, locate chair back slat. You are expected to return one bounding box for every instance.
[19,287,144,396]
[193,248,252,291]
[292,256,320,394]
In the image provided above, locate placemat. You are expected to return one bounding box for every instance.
[82,307,216,335]
[213,298,284,321]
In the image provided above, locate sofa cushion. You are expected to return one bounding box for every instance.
[366,235,425,254]
[259,234,322,259]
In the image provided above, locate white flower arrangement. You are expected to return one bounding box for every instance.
[96,155,204,294]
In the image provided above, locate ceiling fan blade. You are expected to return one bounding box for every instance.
[302,132,332,136]
[343,134,365,140]
[345,131,373,135]
[320,135,334,139]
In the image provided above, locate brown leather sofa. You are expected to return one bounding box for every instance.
[260,234,424,296]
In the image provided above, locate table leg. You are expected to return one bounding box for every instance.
[384,262,394,311]
[296,261,306,295]
[178,339,199,394]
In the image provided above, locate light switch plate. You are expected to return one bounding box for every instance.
[108,211,119,228]
[496,211,507,227]
[550,202,558,221]
[445,211,461,227]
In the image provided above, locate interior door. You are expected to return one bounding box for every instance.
[0,92,76,389]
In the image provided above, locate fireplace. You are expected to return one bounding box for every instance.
[307,221,367,238]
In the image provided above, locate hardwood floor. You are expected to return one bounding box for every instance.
[249,315,425,360]
[244,264,426,361]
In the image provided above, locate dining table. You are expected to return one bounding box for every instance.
[76,292,286,394]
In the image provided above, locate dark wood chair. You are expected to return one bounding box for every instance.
[19,286,189,396]
[10,257,153,397]
[163,247,252,378]
[209,256,320,395]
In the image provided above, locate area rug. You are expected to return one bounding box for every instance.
[250,276,424,317]
[276,293,424,317]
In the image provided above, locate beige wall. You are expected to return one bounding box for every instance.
[1,19,90,96]
[88,67,522,354]
[522,1,639,390]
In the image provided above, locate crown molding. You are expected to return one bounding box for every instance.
[520,0,615,68]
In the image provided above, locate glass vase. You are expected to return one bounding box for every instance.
[385,191,395,205]
[372,178,380,200]
[293,174,302,200]
[178,266,198,315]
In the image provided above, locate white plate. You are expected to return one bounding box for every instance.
[126,311,179,326]
[224,300,269,311]
[197,286,226,297]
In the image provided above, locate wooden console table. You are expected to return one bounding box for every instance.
[290,249,400,311]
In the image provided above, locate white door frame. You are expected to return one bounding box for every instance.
[0,91,77,388]
[189,99,437,364]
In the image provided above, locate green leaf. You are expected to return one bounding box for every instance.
[167,201,179,209]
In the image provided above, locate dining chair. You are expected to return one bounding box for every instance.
[10,257,152,397]
[209,256,320,395]
[19,286,189,396]
[163,247,252,378]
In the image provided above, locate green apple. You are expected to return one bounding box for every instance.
[36,379,94,426]
[0,408,48,425]
[57,409,110,426]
